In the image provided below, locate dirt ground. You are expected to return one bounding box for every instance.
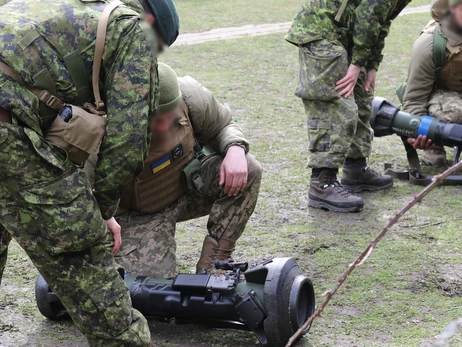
[1,0,462,347]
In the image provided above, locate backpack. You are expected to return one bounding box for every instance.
[396,21,447,104]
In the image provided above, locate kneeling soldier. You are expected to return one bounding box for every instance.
[87,63,262,277]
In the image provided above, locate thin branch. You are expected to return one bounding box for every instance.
[434,318,462,347]
[286,161,462,347]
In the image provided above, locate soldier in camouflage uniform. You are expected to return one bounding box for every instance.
[286,0,410,212]
[85,63,262,277]
[0,0,179,345]
[404,0,462,166]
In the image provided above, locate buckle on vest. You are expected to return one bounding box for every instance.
[192,175,204,193]
[39,90,64,112]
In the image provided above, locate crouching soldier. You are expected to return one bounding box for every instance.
[86,63,262,277]
[403,0,462,165]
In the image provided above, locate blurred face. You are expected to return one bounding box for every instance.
[151,109,180,139]
[146,14,166,52]
[450,4,462,29]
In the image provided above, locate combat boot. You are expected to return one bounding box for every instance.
[309,170,364,212]
[341,158,393,192]
[423,147,447,166]
[196,235,235,273]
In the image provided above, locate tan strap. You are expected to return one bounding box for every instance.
[92,0,122,112]
[335,0,349,22]
[0,61,64,112]
[0,61,23,84]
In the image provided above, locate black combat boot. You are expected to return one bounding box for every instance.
[341,158,393,192]
[309,169,364,212]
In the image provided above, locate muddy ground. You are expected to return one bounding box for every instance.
[1,0,462,346]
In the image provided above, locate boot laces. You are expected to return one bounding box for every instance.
[320,172,352,197]
[207,246,235,267]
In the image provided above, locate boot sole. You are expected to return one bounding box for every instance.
[308,198,364,213]
[341,181,393,193]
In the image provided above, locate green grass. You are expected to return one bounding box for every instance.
[175,0,432,33]
[2,3,461,347]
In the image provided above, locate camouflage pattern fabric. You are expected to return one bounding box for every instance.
[428,89,462,124]
[298,39,373,168]
[115,154,262,278]
[0,0,159,220]
[0,0,161,344]
[0,121,150,346]
[286,0,411,70]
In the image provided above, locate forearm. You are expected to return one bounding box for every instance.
[351,0,392,67]
[367,24,390,71]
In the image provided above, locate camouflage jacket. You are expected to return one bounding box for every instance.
[286,0,411,70]
[179,76,249,154]
[0,0,159,220]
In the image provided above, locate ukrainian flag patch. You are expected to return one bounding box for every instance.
[151,155,171,174]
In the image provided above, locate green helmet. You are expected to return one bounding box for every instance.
[157,62,182,113]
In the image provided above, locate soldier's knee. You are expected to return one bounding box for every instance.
[246,154,263,184]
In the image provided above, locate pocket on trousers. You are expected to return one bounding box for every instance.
[88,277,132,337]
[296,40,348,101]
[18,168,101,254]
[19,166,85,205]
[307,119,331,152]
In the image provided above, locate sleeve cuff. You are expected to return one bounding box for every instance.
[224,142,249,155]
[99,200,120,220]
[351,48,371,68]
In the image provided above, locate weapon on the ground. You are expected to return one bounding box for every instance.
[371,97,462,147]
[35,258,315,347]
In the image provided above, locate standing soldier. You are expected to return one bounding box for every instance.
[0,0,179,345]
[404,0,462,165]
[286,0,408,212]
[85,63,263,277]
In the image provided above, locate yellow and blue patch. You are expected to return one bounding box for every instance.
[151,155,171,174]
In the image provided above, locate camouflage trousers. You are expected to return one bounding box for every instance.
[115,154,262,278]
[296,39,374,169]
[0,122,150,346]
[428,89,462,123]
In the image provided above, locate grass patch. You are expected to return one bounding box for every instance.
[2,4,461,347]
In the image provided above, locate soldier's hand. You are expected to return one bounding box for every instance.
[220,146,248,197]
[407,135,435,150]
[335,64,361,98]
[365,68,377,92]
[105,217,122,255]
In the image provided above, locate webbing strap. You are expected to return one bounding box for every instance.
[0,61,64,112]
[433,24,447,76]
[92,0,122,112]
[385,137,462,186]
[0,61,22,85]
[335,0,349,22]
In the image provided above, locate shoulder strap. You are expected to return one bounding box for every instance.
[335,0,349,22]
[433,24,447,76]
[92,0,122,112]
[0,60,64,111]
